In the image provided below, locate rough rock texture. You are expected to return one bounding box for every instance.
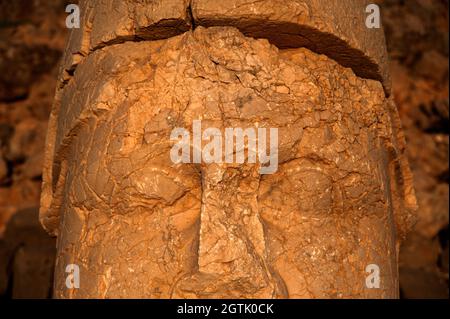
[1,0,445,299]
[59,0,391,95]
[41,0,416,297]
[59,0,191,86]
[191,0,392,95]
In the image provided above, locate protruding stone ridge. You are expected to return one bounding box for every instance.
[190,0,391,95]
[58,0,391,96]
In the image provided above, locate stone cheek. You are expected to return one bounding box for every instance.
[46,27,401,298]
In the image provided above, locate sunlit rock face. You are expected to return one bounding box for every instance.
[40,0,416,299]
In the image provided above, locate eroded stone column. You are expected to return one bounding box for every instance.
[41,1,416,298]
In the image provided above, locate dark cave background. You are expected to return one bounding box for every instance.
[0,0,448,298]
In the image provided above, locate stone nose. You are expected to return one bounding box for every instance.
[191,163,284,297]
[198,163,264,270]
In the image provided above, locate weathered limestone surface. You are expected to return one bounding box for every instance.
[191,0,392,95]
[41,1,416,298]
[59,0,191,85]
[59,1,390,94]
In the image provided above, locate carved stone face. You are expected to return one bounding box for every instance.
[41,1,416,299]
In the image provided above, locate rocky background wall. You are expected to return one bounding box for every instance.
[0,0,447,298]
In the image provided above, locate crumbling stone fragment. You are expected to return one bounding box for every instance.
[191,0,391,94]
[59,0,191,86]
